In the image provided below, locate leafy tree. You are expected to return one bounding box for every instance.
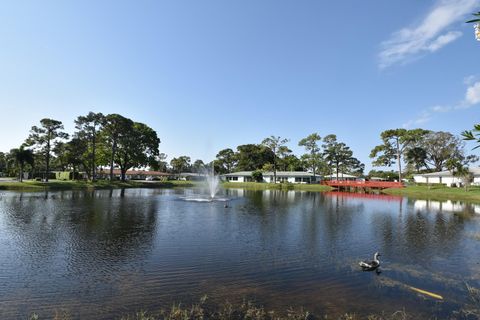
[0,152,7,175]
[192,159,205,173]
[405,147,428,173]
[235,144,274,171]
[251,170,263,182]
[261,136,289,183]
[75,112,105,180]
[298,133,322,178]
[114,122,160,181]
[170,156,191,173]
[466,11,480,41]
[151,153,168,172]
[421,131,472,171]
[370,129,428,182]
[10,147,34,182]
[215,148,237,174]
[101,114,134,180]
[25,118,69,182]
[322,134,364,179]
[446,159,474,191]
[367,170,398,181]
[462,124,480,148]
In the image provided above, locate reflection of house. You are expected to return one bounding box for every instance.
[221,171,321,184]
[413,168,480,186]
[96,169,173,180]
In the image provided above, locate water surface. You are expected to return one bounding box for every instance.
[0,188,479,319]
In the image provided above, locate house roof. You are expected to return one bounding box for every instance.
[323,173,357,178]
[419,167,480,177]
[98,169,171,176]
[222,171,316,177]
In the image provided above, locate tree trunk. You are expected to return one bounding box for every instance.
[45,139,50,182]
[109,139,117,181]
[19,163,24,182]
[92,131,96,182]
[396,138,402,182]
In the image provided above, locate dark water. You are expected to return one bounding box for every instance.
[0,188,479,319]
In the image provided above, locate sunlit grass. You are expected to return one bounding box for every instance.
[383,185,480,203]
[0,179,196,191]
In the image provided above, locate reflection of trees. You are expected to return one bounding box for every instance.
[1,190,158,281]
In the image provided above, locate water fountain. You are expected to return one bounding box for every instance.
[180,167,228,202]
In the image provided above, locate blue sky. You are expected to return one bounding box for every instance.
[0,0,479,171]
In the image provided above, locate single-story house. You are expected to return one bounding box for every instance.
[413,168,480,187]
[221,171,321,184]
[97,169,173,180]
[323,173,358,181]
[176,173,207,181]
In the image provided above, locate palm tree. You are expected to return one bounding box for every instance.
[11,147,34,182]
[466,11,480,41]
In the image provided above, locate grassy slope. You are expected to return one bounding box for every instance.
[383,185,480,203]
[0,180,195,191]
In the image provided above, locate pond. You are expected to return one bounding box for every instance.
[0,188,479,319]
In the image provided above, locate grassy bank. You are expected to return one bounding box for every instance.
[28,299,417,320]
[222,182,332,192]
[383,185,480,203]
[0,179,196,191]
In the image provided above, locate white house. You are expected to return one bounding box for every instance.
[413,168,480,187]
[221,171,321,184]
[323,173,358,181]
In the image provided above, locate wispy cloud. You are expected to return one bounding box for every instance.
[379,0,478,68]
[403,78,480,127]
[465,81,480,105]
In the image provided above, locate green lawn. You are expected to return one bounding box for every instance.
[0,179,196,191]
[383,184,480,203]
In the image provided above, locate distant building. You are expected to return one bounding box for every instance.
[322,173,358,181]
[221,171,321,184]
[96,169,173,180]
[413,168,480,187]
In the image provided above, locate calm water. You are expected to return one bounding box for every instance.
[0,188,479,319]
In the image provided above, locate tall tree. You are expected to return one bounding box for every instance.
[322,134,364,179]
[370,129,428,182]
[405,147,428,173]
[114,122,160,181]
[192,159,205,173]
[101,114,133,180]
[215,148,237,174]
[466,11,480,41]
[261,136,289,183]
[235,144,274,171]
[25,118,69,182]
[75,112,104,181]
[170,156,191,173]
[10,147,34,182]
[462,124,480,148]
[0,152,7,175]
[422,131,470,171]
[299,133,322,178]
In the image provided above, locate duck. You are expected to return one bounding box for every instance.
[359,252,381,271]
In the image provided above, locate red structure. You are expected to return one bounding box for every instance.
[324,191,403,202]
[322,180,404,189]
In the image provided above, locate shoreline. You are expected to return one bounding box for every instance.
[2,180,480,204]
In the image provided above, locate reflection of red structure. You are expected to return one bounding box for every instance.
[322,180,404,189]
[325,191,403,202]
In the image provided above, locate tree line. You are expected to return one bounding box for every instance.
[0,118,479,183]
[0,113,160,182]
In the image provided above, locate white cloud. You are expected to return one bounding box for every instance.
[379,0,478,68]
[403,78,480,127]
[430,105,452,112]
[465,81,480,105]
